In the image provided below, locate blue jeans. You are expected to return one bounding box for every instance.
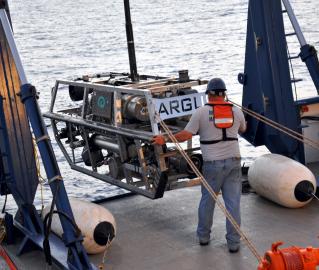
[197,157,241,248]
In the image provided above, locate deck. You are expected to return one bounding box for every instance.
[1,183,319,270]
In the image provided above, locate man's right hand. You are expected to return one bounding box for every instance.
[151,135,166,145]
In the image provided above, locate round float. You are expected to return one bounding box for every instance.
[42,198,116,254]
[248,154,316,208]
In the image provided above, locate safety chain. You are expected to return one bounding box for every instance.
[155,113,263,263]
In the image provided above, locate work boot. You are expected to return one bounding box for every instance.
[228,245,240,253]
[199,240,210,246]
[198,237,210,246]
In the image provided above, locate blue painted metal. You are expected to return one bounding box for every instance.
[20,84,95,269]
[240,0,304,162]
[295,96,319,106]
[14,220,73,269]
[0,6,95,269]
[0,96,13,196]
[299,44,319,93]
[0,1,12,29]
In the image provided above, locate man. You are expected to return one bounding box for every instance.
[152,78,246,253]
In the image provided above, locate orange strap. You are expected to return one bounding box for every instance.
[0,245,17,270]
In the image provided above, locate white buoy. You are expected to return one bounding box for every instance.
[42,198,116,254]
[248,154,316,208]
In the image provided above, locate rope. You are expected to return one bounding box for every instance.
[33,137,46,213]
[1,193,7,214]
[312,193,319,202]
[155,113,263,263]
[98,235,112,270]
[33,137,47,183]
[231,98,319,148]
[0,218,5,244]
[227,100,319,151]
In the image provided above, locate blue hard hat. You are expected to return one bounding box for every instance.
[205,78,227,94]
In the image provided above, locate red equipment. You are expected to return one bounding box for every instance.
[0,245,17,270]
[258,242,319,270]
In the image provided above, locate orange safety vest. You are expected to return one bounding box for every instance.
[200,101,238,145]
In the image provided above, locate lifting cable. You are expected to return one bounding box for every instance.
[228,99,319,151]
[155,113,264,263]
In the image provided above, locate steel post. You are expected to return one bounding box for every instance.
[281,0,307,46]
[124,0,139,82]
[20,84,95,269]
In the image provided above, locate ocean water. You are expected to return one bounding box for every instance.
[2,0,319,210]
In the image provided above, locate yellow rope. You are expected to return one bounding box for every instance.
[0,218,5,244]
[156,114,263,263]
[98,236,112,270]
[33,138,46,212]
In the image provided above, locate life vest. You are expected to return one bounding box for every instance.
[200,100,238,145]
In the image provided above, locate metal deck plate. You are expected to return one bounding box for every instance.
[95,187,319,270]
[3,186,319,270]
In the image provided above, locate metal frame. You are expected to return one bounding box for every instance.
[281,0,319,92]
[49,79,160,136]
[44,78,202,199]
[281,0,306,47]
